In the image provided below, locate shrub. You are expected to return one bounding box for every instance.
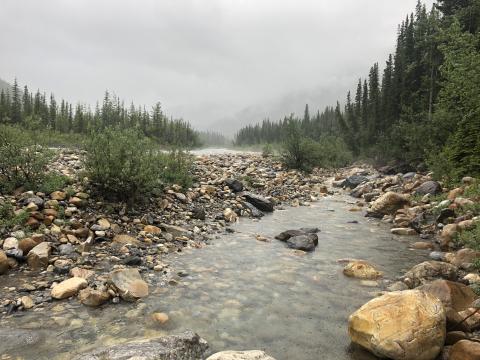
[456,222,480,250]
[262,143,274,157]
[38,173,70,194]
[85,127,193,202]
[0,202,29,230]
[0,125,53,193]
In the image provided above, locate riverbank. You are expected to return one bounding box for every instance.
[0,149,479,359]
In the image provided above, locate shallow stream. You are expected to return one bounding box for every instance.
[0,195,429,360]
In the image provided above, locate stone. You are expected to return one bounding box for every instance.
[448,188,464,201]
[50,191,67,201]
[27,242,51,270]
[286,234,318,252]
[0,328,44,354]
[192,207,206,220]
[51,277,88,299]
[161,224,190,238]
[73,331,208,360]
[437,208,455,224]
[109,268,149,301]
[449,340,480,360]
[243,202,264,218]
[348,290,446,360]
[404,261,458,288]
[415,181,442,196]
[411,242,434,250]
[3,237,19,251]
[455,197,475,208]
[449,248,480,268]
[113,234,140,246]
[440,223,459,249]
[225,179,244,192]
[464,273,480,284]
[152,312,169,324]
[78,287,111,307]
[207,350,277,360]
[70,267,95,280]
[20,295,34,309]
[275,229,307,241]
[18,237,37,255]
[419,280,477,312]
[343,260,382,280]
[0,250,9,274]
[458,308,480,331]
[391,228,416,235]
[144,225,162,234]
[445,331,468,346]
[343,175,368,189]
[368,192,410,217]
[243,192,274,212]
[69,197,85,207]
[223,208,238,222]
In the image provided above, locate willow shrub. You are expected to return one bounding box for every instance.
[85,127,192,202]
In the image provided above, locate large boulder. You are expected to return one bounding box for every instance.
[343,260,382,280]
[404,261,458,288]
[207,350,276,360]
[348,290,446,360]
[286,234,318,252]
[73,331,208,360]
[419,280,477,312]
[343,175,368,189]
[51,277,88,300]
[109,268,149,301]
[0,250,9,275]
[449,340,480,360]
[414,181,442,196]
[26,242,51,270]
[243,192,274,212]
[368,192,410,217]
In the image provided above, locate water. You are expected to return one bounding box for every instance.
[0,195,429,359]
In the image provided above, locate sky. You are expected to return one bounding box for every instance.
[0,0,435,133]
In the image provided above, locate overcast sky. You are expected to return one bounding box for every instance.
[0,0,434,132]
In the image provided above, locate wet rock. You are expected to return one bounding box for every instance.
[0,328,44,354]
[449,340,480,360]
[27,242,51,270]
[367,192,410,217]
[275,229,305,241]
[109,268,149,301]
[78,287,111,307]
[404,261,458,288]
[223,208,238,222]
[419,280,477,312]
[343,260,382,280]
[161,224,191,238]
[348,290,446,360]
[286,234,318,252]
[51,277,88,299]
[391,228,417,236]
[207,350,276,360]
[243,192,274,212]
[0,250,9,274]
[243,202,264,218]
[225,179,244,193]
[414,181,442,196]
[411,242,434,250]
[73,330,208,360]
[152,312,170,324]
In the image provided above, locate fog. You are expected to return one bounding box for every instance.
[0,0,434,134]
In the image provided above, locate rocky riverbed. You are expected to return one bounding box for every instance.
[0,149,479,360]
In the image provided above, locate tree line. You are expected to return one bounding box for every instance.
[235,0,480,180]
[0,80,200,147]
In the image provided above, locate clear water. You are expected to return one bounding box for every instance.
[0,195,429,360]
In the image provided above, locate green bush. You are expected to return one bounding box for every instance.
[38,173,70,194]
[262,143,274,157]
[281,122,352,172]
[0,202,29,230]
[456,222,480,250]
[0,125,53,193]
[85,127,193,202]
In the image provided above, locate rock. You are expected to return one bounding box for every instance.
[448,188,464,201]
[20,295,34,309]
[391,228,416,235]
[343,175,368,189]
[286,234,318,252]
[113,234,140,246]
[50,191,67,201]
[437,208,456,224]
[109,268,149,301]
[51,277,88,299]
[59,243,76,255]
[430,251,446,261]
[225,179,244,192]
[78,287,111,307]
[18,237,37,255]
[415,181,442,196]
[275,229,307,241]
[144,225,162,234]
[70,267,95,280]
[440,223,459,249]
[152,312,169,324]
[3,237,19,251]
[0,328,44,354]
[403,172,416,180]
[175,192,187,203]
[455,197,475,208]
[343,260,382,279]
[464,273,480,284]
[243,192,274,212]
[0,250,9,274]
[27,242,51,270]
[207,350,276,360]
[445,331,468,346]
[449,248,480,269]
[223,208,238,222]
[458,308,480,331]
[368,192,410,217]
[419,280,477,312]
[243,202,264,218]
[348,290,446,360]
[449,340,480,360]
[161,224,190,238]
[404,261,458,288]
[73,331,208,360]
[192,207,206,220]
[462,177,476,185]
[411,242,434,250]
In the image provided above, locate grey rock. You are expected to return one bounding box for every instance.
[192,207,206,220]
[73,331,208,360]
[343,175,368,189]
[402,172,416,180]
[225,179,244,192]
[243,202,264,218]
[286,234,318,252]
[429,251,446,261]
[414,181,442,196]
[243,192,274,212]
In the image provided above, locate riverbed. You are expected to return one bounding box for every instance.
[0,194,429,359]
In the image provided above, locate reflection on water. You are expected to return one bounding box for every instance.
[0,195,429,360]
